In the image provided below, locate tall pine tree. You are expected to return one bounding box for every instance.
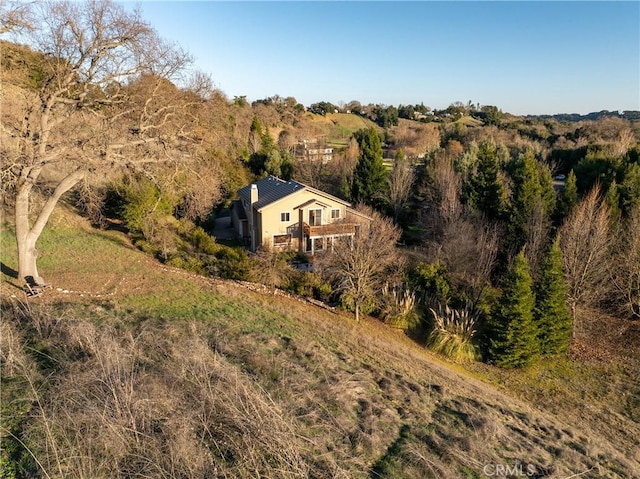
[488,249,539,368]
[508,149,544,248]
[466,140,509,221]
[535,236,572,355]
[351,127,388,206]
[554,170,578,225]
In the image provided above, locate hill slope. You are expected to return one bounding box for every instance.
[1,210,639,478]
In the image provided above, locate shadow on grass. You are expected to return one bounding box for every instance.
[1,261,18,279]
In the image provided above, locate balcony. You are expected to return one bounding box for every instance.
[308,222,358,237]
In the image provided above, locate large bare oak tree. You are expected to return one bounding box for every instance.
[1,0,216,285]
[316,206,402,321]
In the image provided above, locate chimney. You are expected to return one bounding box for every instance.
[249,184,258,252]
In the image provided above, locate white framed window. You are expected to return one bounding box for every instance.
[309,208,322,226]
[331,208,341,219]
[280,212,290,222]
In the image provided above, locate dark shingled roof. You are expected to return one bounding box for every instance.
[238,176,306,211]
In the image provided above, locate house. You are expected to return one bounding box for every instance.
[296,139,333,163]
[230,176,368,254]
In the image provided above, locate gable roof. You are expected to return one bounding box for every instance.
[238,175,350,212]
[238,176,305,210]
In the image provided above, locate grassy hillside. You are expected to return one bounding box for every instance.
[303,112,379,150]
[1,208,639,478]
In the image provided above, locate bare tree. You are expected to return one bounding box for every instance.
[0,0,33,34]
[420,155,463,239]
[611,128,636,157]
[0,0,216,286]
[316,207,402,321]
[560,185,612,327]
[390,121,440,159]
[609,203,640,319]
[385,151,415,222]
[436,216,500,306]
[252,248,289,293]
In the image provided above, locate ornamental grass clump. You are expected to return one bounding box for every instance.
[427,303,479,363]
[381,283,419,331]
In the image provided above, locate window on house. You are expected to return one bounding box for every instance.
[273,234,291,245]
[280,212,290,222]
[309,209,322,226]
[331,208,341,219]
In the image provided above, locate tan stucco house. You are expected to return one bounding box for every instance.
[230,176,367,253]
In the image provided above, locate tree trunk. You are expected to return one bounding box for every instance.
[355,302,360,322]
[15,169,85,285]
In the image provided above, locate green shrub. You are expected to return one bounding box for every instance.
[166,252,206,275]
[313,281,333,302]
[189,226,218,255]
[410,261,451,303]
[215,246,255,281]
[120,176,175,234]
[283,269,332,302]
[133,238,161,256]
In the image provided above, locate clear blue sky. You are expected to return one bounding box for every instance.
[124,1,639,115]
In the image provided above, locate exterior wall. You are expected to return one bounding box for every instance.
[230,204,248,239]
[258,190,349,251]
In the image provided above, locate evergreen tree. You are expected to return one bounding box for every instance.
[488,250,539,368]
[535,237,572,355]
[466,140,509,221]
[351,127,388,206]
[554,170,578,225]
[605,180,622,222]
[539,164,557,215]
[508,149,544,246]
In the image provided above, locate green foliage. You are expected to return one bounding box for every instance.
[478,105,503,126]
[507,149,546,244]
[214,246,255,281]
[427,303,479,363]
[619,162,640,215]
[535,237,572,356]
[248,128,294,180]
[372,104,399,128]
[188,226,218,255]
[573,150,621,194]
[410,261,451,303]
[309,101,337,115]
[284,270,332,301]
[118,175,176,234]
[554,170,578,224]
[340,292,376,317]
[250,115,263,137]
[605,180,622,221]
[488,250,540,368]
[465,140,509,221]
[351,127,388,206]
[133,238,161,256]
[503,149,556,253]
[165,252,207,275]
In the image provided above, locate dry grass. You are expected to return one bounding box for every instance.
[2,208,640,478]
